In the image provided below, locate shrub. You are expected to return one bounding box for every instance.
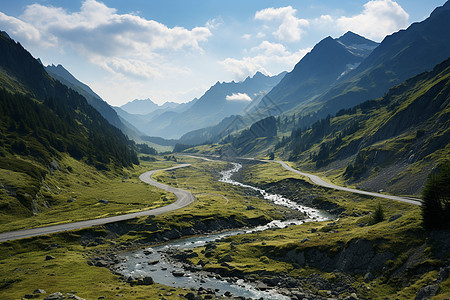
[370,203,384,225]
[422,161,450,230]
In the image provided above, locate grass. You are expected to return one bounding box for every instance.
[1,154,448,299]
[0,155,300,299]
[114,156,298,244]
[0,233,187,300]
[181,159,450,299]
[0,155,178,233]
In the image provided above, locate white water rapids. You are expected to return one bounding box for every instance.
[117,161,333,299]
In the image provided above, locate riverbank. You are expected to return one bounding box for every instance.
[1,156,448,299]
[0,156,309,299]
[175,160,450,299]
[98,159,331,299]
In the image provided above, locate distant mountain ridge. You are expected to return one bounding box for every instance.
[118,71,286,139]
[178,31,378,145]
[186,2,450,152]
[120,98,159,115]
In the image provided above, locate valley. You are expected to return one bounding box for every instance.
[0,155,447,299]
[0,1,449,299]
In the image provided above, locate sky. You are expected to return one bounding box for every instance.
[0,0,446,106]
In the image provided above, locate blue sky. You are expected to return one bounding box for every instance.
[0,0,446,106]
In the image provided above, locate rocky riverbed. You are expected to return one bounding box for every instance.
[98,161,336,299]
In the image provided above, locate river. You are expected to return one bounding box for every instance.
[116,161,332,299]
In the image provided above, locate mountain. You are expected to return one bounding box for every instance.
[45,64,141,139]
[256,31,378,114]
[311,1,450,115]
[178,114,246,145]
[118,71,286,139]
[280,57,450,195]
[189,2,450,158]
[120,98,160,115]
[0,31,138,216]
[178,32,377,146]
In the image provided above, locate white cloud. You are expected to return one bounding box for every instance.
[221,41,311,80]
[226,93,252,101]
[336,0,409,40]
[0,0,211,79]
[0,12,52,47]
[20,0,211,55]
[242,33,252,40]
[220,57,267,79]
[313,14,333,25]
[256,32,266,39]
[255,6,309,42]
[206,17,223,29]
[100,57,162,79]
[251,41,289,56]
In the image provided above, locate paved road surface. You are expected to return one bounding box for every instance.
[185,155,422,206]
[187,155,422,206]
[272,160,422,206]
[0,164,194,242]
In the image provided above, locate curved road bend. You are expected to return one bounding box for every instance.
[181,155,422,206]
[0,164,195,242]
[272,160,422,206]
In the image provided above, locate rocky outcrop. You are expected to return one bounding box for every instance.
[285,239,393,275]
[103,214,270,245]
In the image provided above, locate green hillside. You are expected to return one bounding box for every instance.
[0,31,140,228]
[185,57,450,196]
[278,57,450,196]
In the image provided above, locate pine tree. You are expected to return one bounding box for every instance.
[371,203,384,225]
[422,161,450,230]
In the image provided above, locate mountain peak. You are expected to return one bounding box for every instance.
[337,31,378,47]
[252,71,265,78]
[0,31,11,40]
[120,98,159,115]
[46,63,79,84]
[430,0,450,18]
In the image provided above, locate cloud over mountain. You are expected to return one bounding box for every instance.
[314,0,409,41]
[255,6,309,42]
[226,93,252,101]
[1,0,211,79]
[220,42,310,80]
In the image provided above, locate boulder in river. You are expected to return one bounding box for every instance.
[172,270,185,277]
[147,259,159,265]
[137,276,154,285]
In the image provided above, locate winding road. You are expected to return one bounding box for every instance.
[269,160,422,206]
[0,156,422,242]
[0,164,194,242]
[185,155,422,206]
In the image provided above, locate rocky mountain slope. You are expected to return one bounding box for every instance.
[281,57,450,196]
[304,1,450,119]
[257,31,378,114]
[45,64,142,140]
[118,71,286,139]
[0,31,138,220]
